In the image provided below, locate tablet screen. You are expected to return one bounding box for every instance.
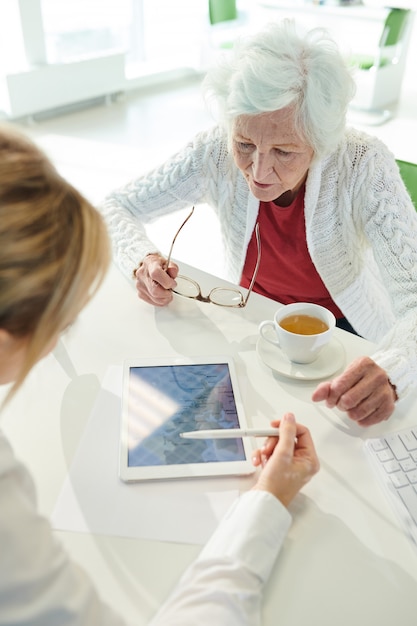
[126,362,246,468]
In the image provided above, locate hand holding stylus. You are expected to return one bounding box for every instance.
[252,412,320,507]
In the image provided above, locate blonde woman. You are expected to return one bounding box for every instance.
[0,125,319,625]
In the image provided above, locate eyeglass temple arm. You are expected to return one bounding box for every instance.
[243,223,261,304]
[164,206,195,270]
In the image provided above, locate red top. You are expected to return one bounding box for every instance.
[240,188,344,318]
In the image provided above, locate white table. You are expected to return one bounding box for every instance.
[2,261,417,625]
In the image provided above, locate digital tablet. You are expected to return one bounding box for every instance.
[119,355,256,482]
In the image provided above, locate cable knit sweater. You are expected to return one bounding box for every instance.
[101,125,417,400]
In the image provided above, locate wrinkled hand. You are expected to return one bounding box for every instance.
[312,356,397,427]
[133,253,178,307]
[252,412,320,507]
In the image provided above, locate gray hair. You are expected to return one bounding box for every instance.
[202,19,356,158]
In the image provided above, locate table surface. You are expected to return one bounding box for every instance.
[2,261,417,625]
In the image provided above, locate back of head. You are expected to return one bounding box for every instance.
[203,19,356,158]
[0,124,111,400]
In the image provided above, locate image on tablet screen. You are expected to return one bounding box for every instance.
[126,363,245,467]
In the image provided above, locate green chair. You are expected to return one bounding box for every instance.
[209,0,238,26]
[202,0,249,68]
[397,159,417,209]
[207,0,240,52]
[349,8,413,124]
[350,8,410,71]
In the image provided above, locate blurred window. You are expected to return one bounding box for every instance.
[0,1,26,73]
[41,0,132,63]
[40,0,203,72]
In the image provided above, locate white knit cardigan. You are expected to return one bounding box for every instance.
[102,125,417,399]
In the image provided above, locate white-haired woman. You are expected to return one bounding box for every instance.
[102,20,417,428]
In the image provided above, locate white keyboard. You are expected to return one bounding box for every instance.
[365,425,417,546]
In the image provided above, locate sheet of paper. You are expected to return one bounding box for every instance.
[51,365,239,545]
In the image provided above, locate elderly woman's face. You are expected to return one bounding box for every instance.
[232,107,314,203]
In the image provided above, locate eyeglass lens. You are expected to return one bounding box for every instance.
[173,276,244,307]
[167,207,261,308]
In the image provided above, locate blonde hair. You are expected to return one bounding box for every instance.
[0,124,111,401]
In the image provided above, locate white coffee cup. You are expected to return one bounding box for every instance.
[259,302,336,364]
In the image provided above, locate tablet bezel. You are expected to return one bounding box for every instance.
[119,355,255,482]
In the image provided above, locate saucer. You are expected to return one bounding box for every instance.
[256,335,345,381]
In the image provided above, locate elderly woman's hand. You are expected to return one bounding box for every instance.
[252,413,320,507]
[312,356,397,426]
[133,253,178,307]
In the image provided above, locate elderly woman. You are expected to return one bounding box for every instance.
[102,20,417,428]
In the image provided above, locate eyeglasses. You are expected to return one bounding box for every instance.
[165,207,261,308]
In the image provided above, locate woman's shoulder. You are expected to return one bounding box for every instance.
[340,127,395,165]
[194,125,230,156]
[191,125,237,176]
[191,124,228,150]
[319,128,397,180]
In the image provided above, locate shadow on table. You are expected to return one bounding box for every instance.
[264,496,417,626]
[54,338,102,464]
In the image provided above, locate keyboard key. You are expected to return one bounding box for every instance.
[377,448,394,462]
[390,472,409,488]
[400,458,416,472]
[385,433,409,460]
[406,470,417,484]
[398,485,417,524]
[370,439,388,452]
[383,459,401,473]
[399,431,417,451]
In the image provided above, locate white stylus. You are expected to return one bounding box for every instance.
[180,428,281,439]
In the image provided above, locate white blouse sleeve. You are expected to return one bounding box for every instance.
[1,430,290,626]
[148,490,292,626]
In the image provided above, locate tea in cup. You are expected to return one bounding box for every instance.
[259,302,336,364]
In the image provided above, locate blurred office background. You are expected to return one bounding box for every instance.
[1,0,416,276]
